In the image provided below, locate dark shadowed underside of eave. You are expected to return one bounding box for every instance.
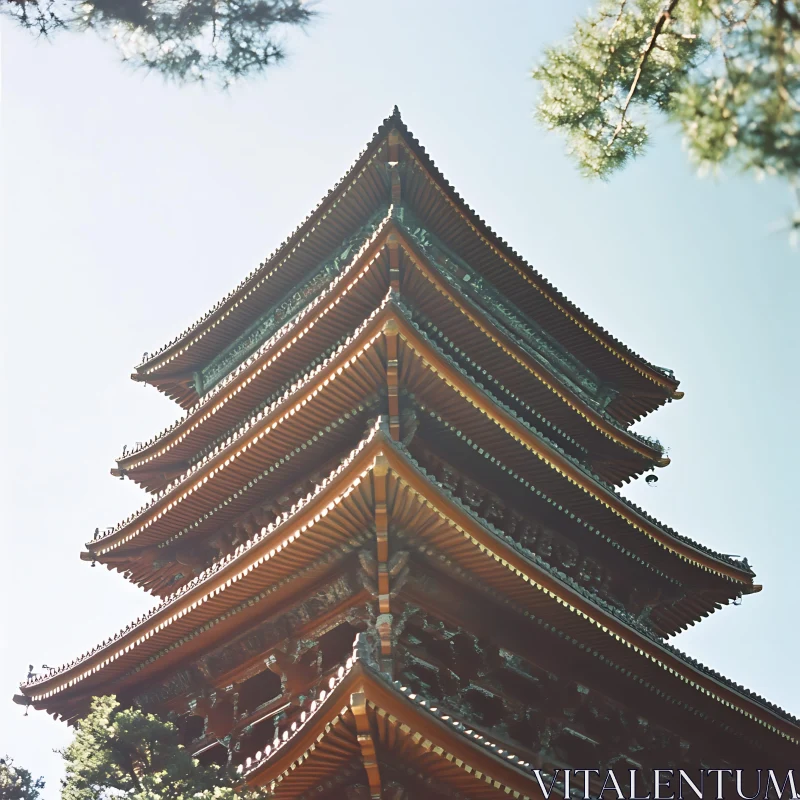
[94,307,748,594]
[35,428,755,707]
[18,471,798,747]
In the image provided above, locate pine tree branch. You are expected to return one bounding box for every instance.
[609,0,682,146]
[609,0,628,37]
[774,0,800,113]
[775,0,800,33]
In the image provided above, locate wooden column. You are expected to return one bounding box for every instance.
[387,234,400,292]
[388,130,402,208]
[383,319,400,441]
[388,129,401,166]
[352,691,383,799]
[373,454,393,674]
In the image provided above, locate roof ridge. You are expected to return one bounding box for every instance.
[395,437,671,643]
[118,208,396,468]
[23,421,389,693]
[23,433,798,730]
[413,403,682,590]
[104,295,744,577]
[387,442,799,728]
[240,634,539,787]
[392,220,666,463]
[93,297,395,552]
[122,211,649,477]
[136,112,400,376]
[108,291,599,553]
[388,116,679,390]
[397,304,749,575]
[136,111,679,401]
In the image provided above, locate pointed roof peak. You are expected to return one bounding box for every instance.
[136,110,679,410]
[382,104,404,134]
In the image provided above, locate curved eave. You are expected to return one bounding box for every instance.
[19,427,388,711]
[19,431,796,742]
[406,428,734,638]
[135,111,680,420]
[90,302,393,558]
[386,312,751,585]
[392,120,681,406]
[117,223,394,489]
[119,221,665,493]
[107,389,727,634]
[94,299,749,590]
[378,450,798,745]
[395,224,666,476]
[244,653,541,799]
[133,115,401,403]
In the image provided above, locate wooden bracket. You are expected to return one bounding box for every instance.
[390,166,402,204]
[387,234,401,292]
[382,319,400,441]
[373,455,394,675]
[373,455,390,614]
[352,691,383,799]
[388,131,402,205]
[376,613,393,675]
[388,130,401,164]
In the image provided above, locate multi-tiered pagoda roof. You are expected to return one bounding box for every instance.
[17,109,798,797]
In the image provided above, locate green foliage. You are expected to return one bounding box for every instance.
[533,0,800,184]
[3,0,312,86]
[0,756,44,800]
[61,696,267,800]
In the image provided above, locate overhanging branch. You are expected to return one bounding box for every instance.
[609,0,682,146]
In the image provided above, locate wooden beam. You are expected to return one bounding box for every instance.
[373,454,393,674]
[351,691,383,800]
[387,233,401,292]
[387,130,401,165]
[383,319,400,441]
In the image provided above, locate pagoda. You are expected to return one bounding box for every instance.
[17,109,800,799]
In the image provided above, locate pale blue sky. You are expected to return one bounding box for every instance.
[1,2,798,794]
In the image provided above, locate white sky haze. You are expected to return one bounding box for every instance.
[2,2,799,794]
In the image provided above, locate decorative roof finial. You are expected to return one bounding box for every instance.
[392,105,401,118]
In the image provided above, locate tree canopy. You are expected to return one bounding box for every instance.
[533,0,800,189]
[3,0,312,85]
[0,756,44,800]
[61,696,266,800]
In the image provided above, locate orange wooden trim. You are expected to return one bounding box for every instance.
[103,300,747,583]
[352,690,384,799]
[374,454,391,616]
[29,435,389,702]
[122,219,660,483]
[383,317,401,442]
[96,312,393,555]
[27,432,796,743]
[248,662,538,797]
[387,233,401,292]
